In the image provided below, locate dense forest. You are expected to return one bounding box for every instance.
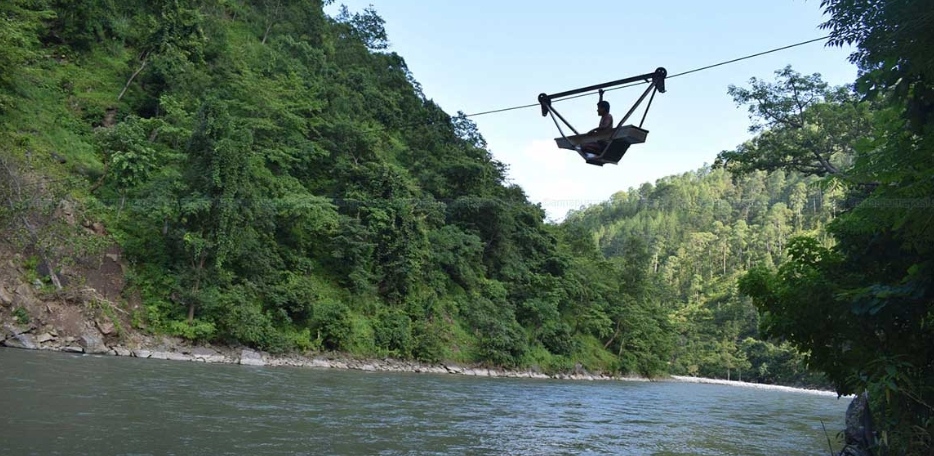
[564,163,844,385]
[0,0,680,375]
[0,0,931,453]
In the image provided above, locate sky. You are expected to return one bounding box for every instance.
[324,1,860,222]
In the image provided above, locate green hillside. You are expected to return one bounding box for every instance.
[0,0,670,375]
[564,164,842,385]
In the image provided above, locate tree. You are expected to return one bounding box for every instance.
[334,5,388,51]
[175,98,257,322]
[820,0,934,131]
[788,182,807,231]
[735,1,934,452]
[715,66,873,178]
[92,116,162,212]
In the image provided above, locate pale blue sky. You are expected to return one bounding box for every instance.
[325,1,859,221]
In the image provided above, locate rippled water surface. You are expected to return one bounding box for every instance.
[0,348,848,455]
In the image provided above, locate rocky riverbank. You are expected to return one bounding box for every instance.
[0,236,641,382]
[0,319,642,381]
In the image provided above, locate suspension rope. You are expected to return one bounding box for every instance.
[463,35,831,118]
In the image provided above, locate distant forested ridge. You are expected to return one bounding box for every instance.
[563,163,844,385]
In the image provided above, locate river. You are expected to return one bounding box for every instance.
[0,348,849,455]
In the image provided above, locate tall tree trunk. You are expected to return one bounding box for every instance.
[603,319,623,349]
[722,248,727,275]
[262,22,273,44]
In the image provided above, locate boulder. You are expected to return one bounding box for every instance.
[2,323,30,340]
[112,346,132,357]
[95,320,115,335]
[50,151,67,164]
[36,333,54,343]
[190,347,227,363]
[443,364,463,374]
[843,391,874,455]
[79,332,109,354]
[55,200,77,226]
[201,354,229,364]
[165,352,193,362]
[13,283,34,307]
[0,286,13,306]
[36,261,53,280]
[190,347,218,357]
[309,359,332,368]
[239,349,266,367]
[3,333,37,349]
[62,346,84,353]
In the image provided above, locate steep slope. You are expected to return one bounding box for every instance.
[0,0,670,376]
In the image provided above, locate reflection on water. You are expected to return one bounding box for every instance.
[0,348,848,455]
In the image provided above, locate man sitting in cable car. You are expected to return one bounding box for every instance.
[580,100,613,160]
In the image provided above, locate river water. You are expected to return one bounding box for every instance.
[0,348,849,455]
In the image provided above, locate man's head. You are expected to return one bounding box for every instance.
[597,100,610,115]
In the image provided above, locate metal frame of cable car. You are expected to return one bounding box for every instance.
[538,67,667,166]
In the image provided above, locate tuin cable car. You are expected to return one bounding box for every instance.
[538,67,667,167]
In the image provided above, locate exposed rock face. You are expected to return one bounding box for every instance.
[0,286,13,306]
[2,323,32,341]
[164,352,191,362]
[308,359,332,368]
[148,351,170,360]
[36,261,54,280]
[2,324,18,340]
[13,283,34,307]
[240,349,266,366]
[189,347,228,363]
[839,391,874,456]
[79,332,109,354]
[3,333,38,349]
[96,320,115,335]
[54,199,77,226]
